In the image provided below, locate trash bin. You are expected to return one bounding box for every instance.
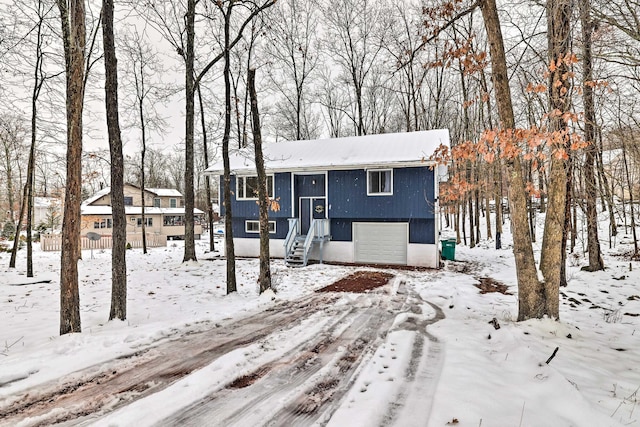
[441,238,456,261]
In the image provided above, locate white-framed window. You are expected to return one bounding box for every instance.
[237,175,274,200]
[137,217,153,227]
[153,198,161,207]
[94,218,112,229]
[367,169,393,195]
[169,198,177,208]
[245,220,276,234]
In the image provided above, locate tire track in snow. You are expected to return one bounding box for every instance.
[0,293,340,427]
[156,289,406,426]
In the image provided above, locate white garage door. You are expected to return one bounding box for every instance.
[353,222,408,265]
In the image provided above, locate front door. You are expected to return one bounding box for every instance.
[299,197,326,234]
[294,174,326,235]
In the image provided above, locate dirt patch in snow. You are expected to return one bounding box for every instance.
[316,271,395,293]
[474,277,512,295]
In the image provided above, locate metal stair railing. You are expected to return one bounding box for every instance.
[285,218,331,266]
[284,218,300,262]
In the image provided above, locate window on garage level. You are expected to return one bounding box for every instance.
[137,217,153,227]
[367,169,393,195]
[237,175,274,200]
[245,220,276,234]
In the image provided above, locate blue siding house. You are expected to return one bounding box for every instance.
[205,130,449,268]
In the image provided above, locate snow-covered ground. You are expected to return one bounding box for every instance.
[1,224,639,426]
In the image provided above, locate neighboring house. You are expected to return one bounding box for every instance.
[80,184,204,241]
[33,197,62,230]
[205,130,449,268]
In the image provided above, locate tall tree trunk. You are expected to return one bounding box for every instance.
[140,99,147,254]
[540,0,572,319]
[248,68,271,294]
[9,184,27,268]
[182,0,197,262]
[25,3,48,278]
[479,0,542,320]
[25,105,37,278]
[103,0,127,321]
[494,162,503,249]
[57,0,85,335]
[222,3,237,294]
[581,0,604,271]
[595,130,617,242]
[197,85,215,253]
[621,138,638,256]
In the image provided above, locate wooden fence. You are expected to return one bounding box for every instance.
[40,233,168,251]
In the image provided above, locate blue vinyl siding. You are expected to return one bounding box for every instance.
[327,167,434,220]
[231,217,289,239]
[221,166,436,244]
[221,172,291,218]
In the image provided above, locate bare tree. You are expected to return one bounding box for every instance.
[321,0,387,136]
[57,0,86,335]
[248,68,271,293]
[479,0,543,321]
[265,0,320,140]
[103,0,127,321]
[120,27,167,254]
[539,0,573,318]
[581,0,604,271]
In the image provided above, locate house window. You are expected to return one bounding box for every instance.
[124,196,133,206]
[163,215,184,226]
[93,218,112,229]
[237,175,274,200]
[137,217,153,227]
[245,220,276,234]
[367,169,393,196]
[170,198,177,208]
[153,198,161,207]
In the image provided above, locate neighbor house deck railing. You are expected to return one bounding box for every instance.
[40,233,168,251]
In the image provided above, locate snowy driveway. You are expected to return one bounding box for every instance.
[0,276,444,426]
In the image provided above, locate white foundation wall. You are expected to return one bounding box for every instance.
[407,243,439,268]
[232,238,439,268]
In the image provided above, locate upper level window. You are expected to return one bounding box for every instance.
[153,198,161,207]
[237,175,274,200]
[367,169,393,196]
[170,198,177,208]
[124,196,133,206]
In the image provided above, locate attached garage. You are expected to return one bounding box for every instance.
[353,222,408,265]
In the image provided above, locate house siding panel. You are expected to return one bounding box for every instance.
[327,168,434,220]
[231,217,289,240]
[223,173,292,218]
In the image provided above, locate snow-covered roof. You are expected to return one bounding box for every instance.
[82,187,183,206]
[81,206,204,216]
[34,197,59,208]
[147,188,183,197]
[204,130,450,175]
[82,187,111,206]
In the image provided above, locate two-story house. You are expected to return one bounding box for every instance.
[80,184,204,242]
